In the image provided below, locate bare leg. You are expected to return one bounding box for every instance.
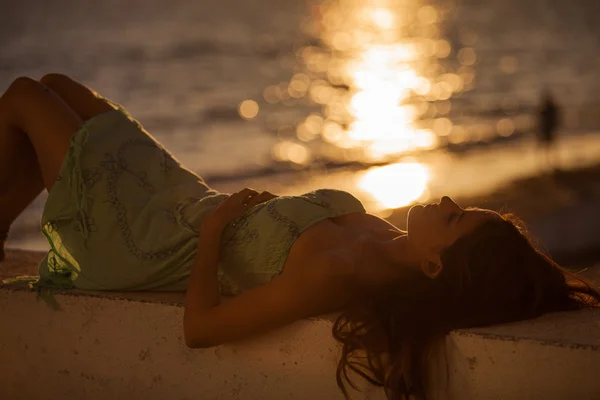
[1,73,120,262]
[0,76,84,261]
[0,130,44,262]
[39,73,116,121]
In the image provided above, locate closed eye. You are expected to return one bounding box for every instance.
[448,211,465,224]
[447,213,458,223]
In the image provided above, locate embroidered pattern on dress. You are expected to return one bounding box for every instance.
[73,212,99,234]
[116,139,158,194]
[100,139,188,261]
[304,190,333,209]
[222,208,261,253]
[266,201,300,237]
[171,196,204,233]
[81,168,102,189]
[260,200,304,269]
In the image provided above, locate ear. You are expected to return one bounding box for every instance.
[420,259,443,279]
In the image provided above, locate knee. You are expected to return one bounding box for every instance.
[39,73,70,87]
[2,76,42,103]
[7,76,39,91]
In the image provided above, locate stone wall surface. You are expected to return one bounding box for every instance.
[1,287,385,400]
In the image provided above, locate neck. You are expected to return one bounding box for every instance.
[352,232,423,290]
[386,233,425,265]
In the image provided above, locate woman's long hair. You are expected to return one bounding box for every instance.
[332,214,600,399]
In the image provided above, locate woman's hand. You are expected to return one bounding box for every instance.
[202,188,277,232]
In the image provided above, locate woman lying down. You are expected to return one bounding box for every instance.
[1,74,598,399]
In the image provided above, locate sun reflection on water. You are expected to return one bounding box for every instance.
[358,162,430,211]
[345,44,438,160]
[269,0,478,209]
[309,0,443,207]
[312,0,440,163]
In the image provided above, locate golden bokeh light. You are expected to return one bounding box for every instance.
[239,100,259,120]
[304,114,324,135]
[449,125,467,144]
[370,7,395,29]
[417,5,438,25]
[263,85,280,104]
[433,118,453,136]
[496,118,515,137]
[322,120,344,143]
[458,66,475,86]
[434,40,452,58]
[272,141,310,164]
[458,47,477,66]
[296,123,317,142]
[440,73,464,92]
[289,79,308,98]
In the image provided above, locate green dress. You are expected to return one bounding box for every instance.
[30,104,366,298]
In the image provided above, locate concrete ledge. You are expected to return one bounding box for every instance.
[435,309,600,400]
[1,250,600,400]
[0,250,383,400]
[1,287,377,400]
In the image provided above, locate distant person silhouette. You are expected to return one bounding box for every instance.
[537,91,561,172]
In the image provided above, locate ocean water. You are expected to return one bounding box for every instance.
[3,0,600,250]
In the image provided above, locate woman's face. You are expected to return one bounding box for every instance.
[407,196,498,262]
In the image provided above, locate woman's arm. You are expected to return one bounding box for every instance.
[183,188,347,348]
[183,260,343,348]
[184,188,261,345]
[183,229,348,347]
[184,188,280,314]
[183,219,223,326]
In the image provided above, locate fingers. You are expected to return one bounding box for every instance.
[231,189,277,207]
[241,190,260,206]
[206,188,277,230]
[228,188,258,206]
[246,191,276,207]
[226,188,277,211]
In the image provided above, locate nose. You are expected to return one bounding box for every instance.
[439,196,462,212]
